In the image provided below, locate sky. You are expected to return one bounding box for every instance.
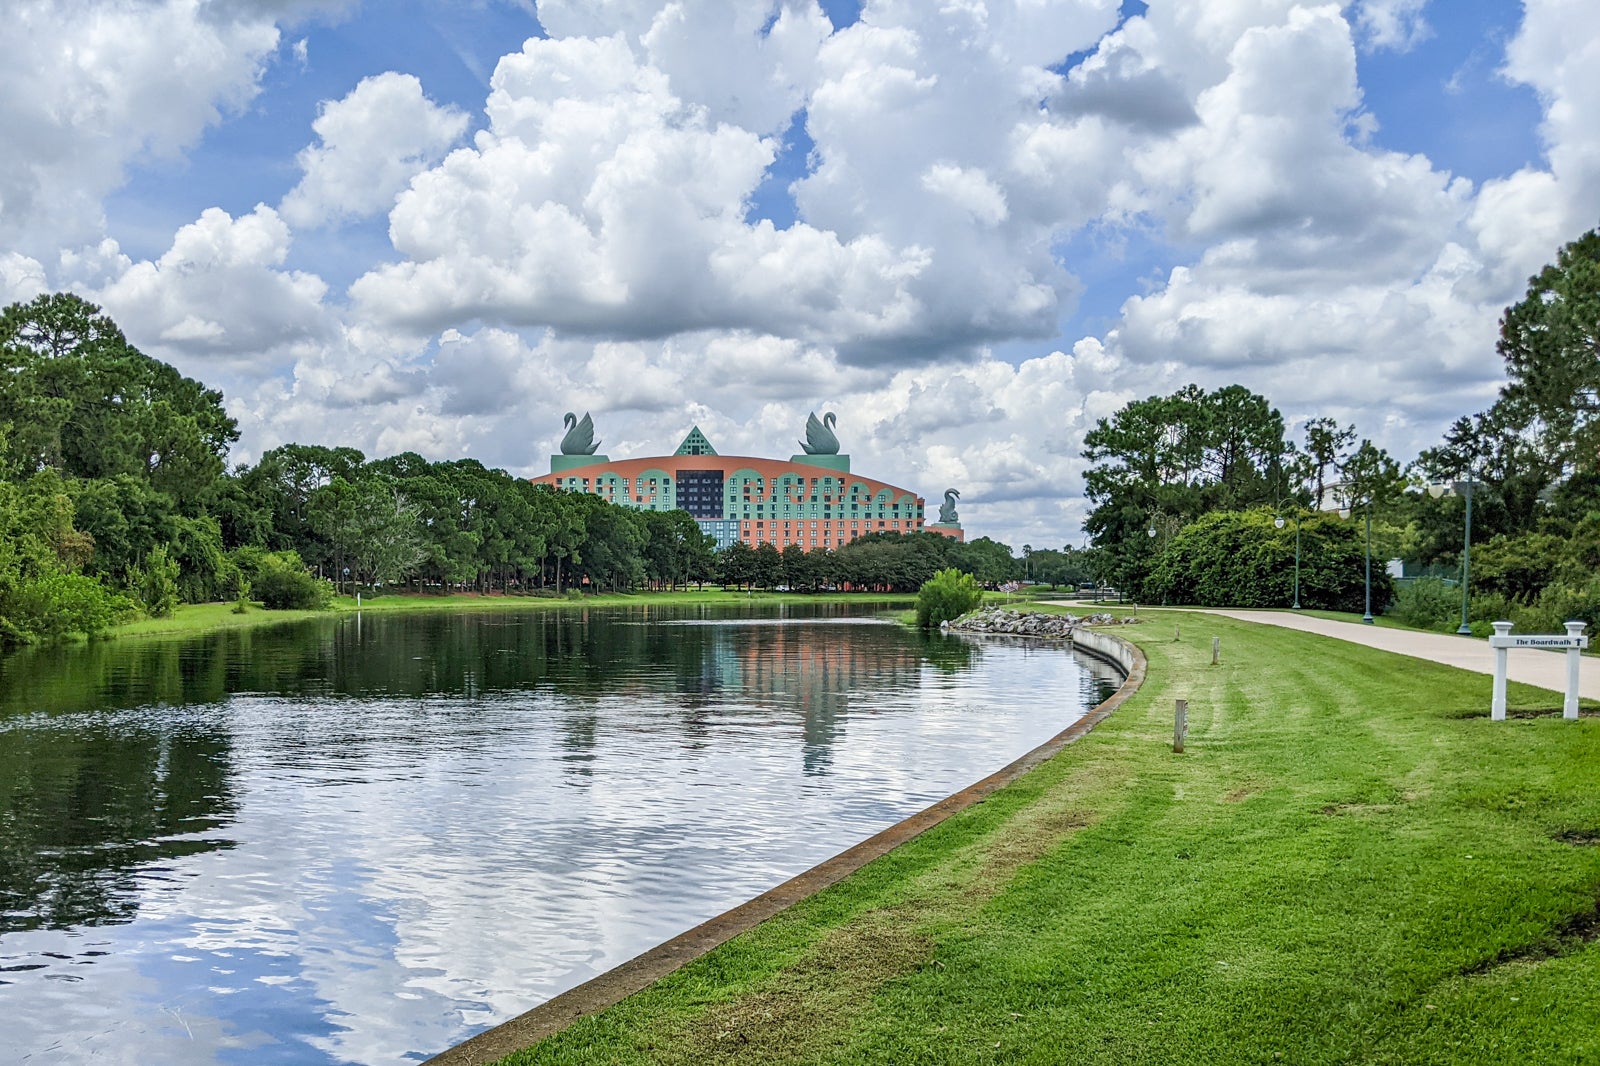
[3,0,1598,550]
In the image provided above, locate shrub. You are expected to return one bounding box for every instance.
[1149,509,1393,612]
[137,544,180,618]
[253,567,333,610]
[231,578,252,615]
[916,567,983,629]
[1389,577,1461,630]
[170,514,232,603]
[7,573,135,640]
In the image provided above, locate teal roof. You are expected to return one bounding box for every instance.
[674,426,718,456]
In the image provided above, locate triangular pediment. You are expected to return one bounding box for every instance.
[674,426,718,456]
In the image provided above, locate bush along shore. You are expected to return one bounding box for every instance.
[478,610,1600,1066]
[944,605,1143,637]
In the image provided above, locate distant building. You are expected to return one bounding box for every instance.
[531,419,964,551]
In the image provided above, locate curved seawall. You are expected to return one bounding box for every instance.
[428,628,1146,1066]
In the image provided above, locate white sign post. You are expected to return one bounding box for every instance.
[1487,621,1588,721]
[1490,622,1512,721]
[1566,621,1586,719]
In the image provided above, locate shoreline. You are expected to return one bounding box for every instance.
[424,628,1144,1066]
[94,589,922,643]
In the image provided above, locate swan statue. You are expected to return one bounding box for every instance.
[938,488,961,524]
[800,411,840,455]
[560,412,601,455]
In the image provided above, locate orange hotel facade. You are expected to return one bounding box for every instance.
[530,426,963,551]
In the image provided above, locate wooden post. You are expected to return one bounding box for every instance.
[1212,636,1220,665]
[1174,699,1188,753]
[1175,623,1181,642]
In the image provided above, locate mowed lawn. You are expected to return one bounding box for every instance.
[492,612,1600,1065]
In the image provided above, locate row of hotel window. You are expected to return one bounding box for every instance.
[582,486,914,514]
[743,525,919,547]
[742,520,914,530]
[571,476,903,504]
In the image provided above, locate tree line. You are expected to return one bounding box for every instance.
[0,293,1046,645]
[1081,222,1600,631]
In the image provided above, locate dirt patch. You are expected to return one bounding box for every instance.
[678,919,936,1065]
[1553,828,1600,846]
[1442,707,1594,720]
[975,806,1096,887]
[1463,897,1600,976]
[1319,802,1396,816]
[1223,788,1253,803]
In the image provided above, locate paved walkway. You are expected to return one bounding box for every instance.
[1046,603,1599,699]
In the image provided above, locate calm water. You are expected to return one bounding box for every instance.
[0,604,1121,1065]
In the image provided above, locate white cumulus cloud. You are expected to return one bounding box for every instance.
[0,0,282,256]
[280,72,470,229]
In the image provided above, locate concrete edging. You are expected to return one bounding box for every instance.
[425,630,1147,1065]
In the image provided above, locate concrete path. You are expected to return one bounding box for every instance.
[1049,603,1599,700]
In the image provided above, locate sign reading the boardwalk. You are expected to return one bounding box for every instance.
[1488,621,1588,722]
[1489,633,1590,650]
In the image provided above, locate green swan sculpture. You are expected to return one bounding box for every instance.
[560,412,600,455]
[800,411,840,455]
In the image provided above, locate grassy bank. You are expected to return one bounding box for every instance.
[490,612,1600,1065]
[108,590,917,640]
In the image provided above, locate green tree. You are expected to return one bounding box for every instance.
[947,536,1016,586]
[307,475,427,589]
[719,540,756,590]
[1337,440,1407,513]
[241,443,367,564]
[1082,384,1294,595]
[571,495,647,592]
[1303,417,1355,508]
[1497,226,1600,467]
[0,293,238,512]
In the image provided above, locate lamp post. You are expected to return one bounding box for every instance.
[1146,520,1167,606]
[1273,503,1301,610]
[1362,496,1375,624]
[1456,471,1475,635]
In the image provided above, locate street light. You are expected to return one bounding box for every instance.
[1362,495,1375,625]
[1456,470,1475,635]
[1147,520,1168,606]
[1273,503,1301,610]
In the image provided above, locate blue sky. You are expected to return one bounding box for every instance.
[105,0,1550,346]
[5,0,1597,548]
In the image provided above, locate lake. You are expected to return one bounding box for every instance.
[0,603,1122,1064]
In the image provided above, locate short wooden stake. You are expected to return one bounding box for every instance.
[1175,623,1181,642]
[1174,699,1188,753]
[1211,636,1220,665]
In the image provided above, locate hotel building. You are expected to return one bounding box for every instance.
[531,423,964,551]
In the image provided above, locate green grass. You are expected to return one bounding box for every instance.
[107,600,330,638]
[1297,607,1442,632]
[107,590,916,641]
[334,589,913,612]
[491,611,1600,1065]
